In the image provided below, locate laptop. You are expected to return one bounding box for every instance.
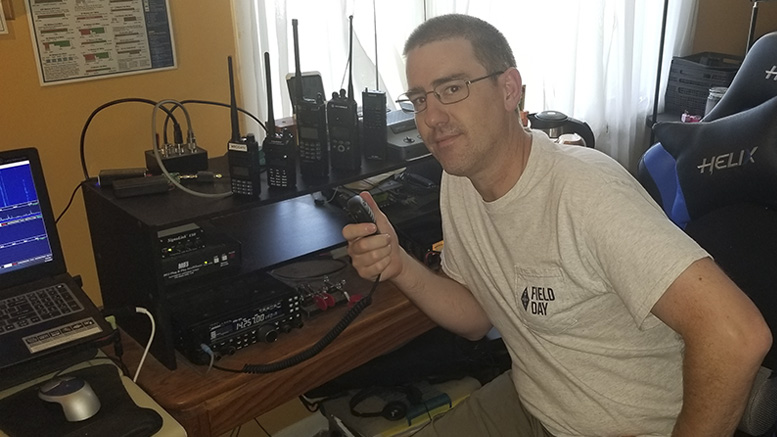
[0,147,113,372]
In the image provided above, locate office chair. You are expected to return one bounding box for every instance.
[637,31,777,437]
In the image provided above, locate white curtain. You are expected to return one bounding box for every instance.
[232,0,698,172]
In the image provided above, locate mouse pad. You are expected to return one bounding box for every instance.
[0,364,162,437]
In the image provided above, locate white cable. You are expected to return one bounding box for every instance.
[151,99,233,199]
[200,343,215,373]
[133,307,155,383]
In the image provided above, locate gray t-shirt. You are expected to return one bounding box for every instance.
[440,131,709,437]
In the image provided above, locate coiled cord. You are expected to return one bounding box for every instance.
[213,275,380,374]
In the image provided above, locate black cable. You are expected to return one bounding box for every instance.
[106,355,131,378]
[151,99,233,199]
[298,395,321,412]
[79,98,178,180]
[213,275,381,374]
[110,329,132,377]
[299,391,352,413]
[79,98,264,182]
[252,418,270,436]
[178,99,267,133]
[99,308,137,378]
[55,180,88,224]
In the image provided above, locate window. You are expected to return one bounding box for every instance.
[234,0,698,171]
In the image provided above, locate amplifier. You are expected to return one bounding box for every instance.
[174,272,303,365]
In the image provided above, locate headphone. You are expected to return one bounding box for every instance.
[349,386,424,421]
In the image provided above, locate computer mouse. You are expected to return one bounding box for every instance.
[38,376,101,422]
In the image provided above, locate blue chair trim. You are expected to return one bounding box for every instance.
[641,143,691,228]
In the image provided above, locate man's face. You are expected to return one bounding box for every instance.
[405,38,505,177]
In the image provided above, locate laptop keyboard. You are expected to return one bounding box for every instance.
[0,283,83,335]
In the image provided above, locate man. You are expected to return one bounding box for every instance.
[343,14,771,437]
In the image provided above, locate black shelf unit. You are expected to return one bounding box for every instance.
[83,152,437,369]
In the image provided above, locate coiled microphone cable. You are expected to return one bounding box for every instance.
[212,274,380,374]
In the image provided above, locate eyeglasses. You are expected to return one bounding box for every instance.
[396,71,504,114]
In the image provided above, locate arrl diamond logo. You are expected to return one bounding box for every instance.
[521,286,555,315]
[521,288,530,310]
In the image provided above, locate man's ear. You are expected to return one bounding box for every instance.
[502,68,523,112]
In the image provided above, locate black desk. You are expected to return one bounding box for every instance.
[82,153,440,370]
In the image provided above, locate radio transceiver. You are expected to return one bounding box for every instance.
[175,272,302,365]
[361,9,387,160]
[262,51,296,188]
[328,89,360,170]
[226,56,262,197]
[328,15,361,171]
[362,89,387,160]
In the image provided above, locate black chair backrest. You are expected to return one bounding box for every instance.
[703,31,777,121]
[637,31,777,228]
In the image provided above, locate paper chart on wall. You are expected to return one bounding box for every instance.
[25,0,176,85]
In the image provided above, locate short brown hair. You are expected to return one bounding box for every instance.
[404,14,516,73]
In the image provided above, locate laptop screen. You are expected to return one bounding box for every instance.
[0,159,55,275]
[0,148,67,291]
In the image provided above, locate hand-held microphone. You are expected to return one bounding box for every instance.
[347,194,376,225]
[262,51,296,188]
[226,56,262,197]
[328,15,361,171]
[293,18,330,178]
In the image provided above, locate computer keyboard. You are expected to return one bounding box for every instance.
[0,284,83,335]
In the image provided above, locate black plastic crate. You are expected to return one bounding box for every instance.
[664,52,742,115]
[665,83,713,116]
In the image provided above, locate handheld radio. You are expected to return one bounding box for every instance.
[328,15,361,171]
[226,56,262,198]
[362,89,387,160]
[362,5,387,160]
[262,51,296,188]
[292,19,330,179]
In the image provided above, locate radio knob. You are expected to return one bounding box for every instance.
[258,325,279,343]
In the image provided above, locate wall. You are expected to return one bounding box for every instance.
[694,0,777,56]
[0,0,237,305]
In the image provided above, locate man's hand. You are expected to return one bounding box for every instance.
[342,192,405,282]
[344,193,493,340]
